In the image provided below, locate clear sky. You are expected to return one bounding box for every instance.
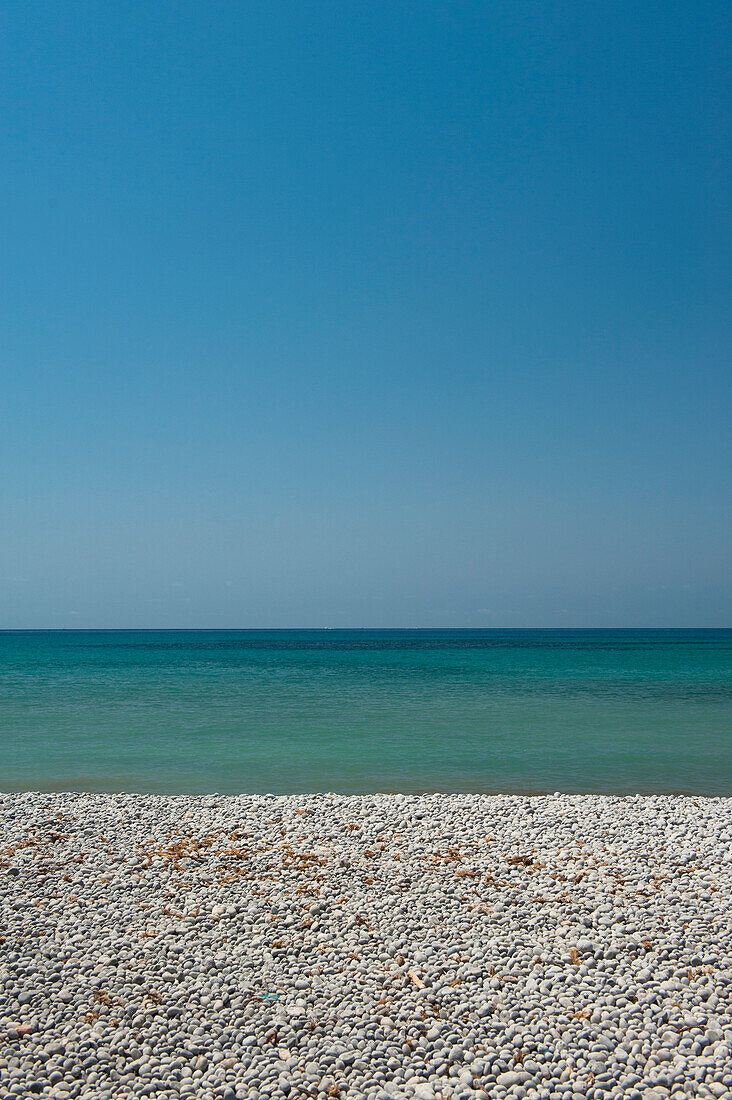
[1,1,730,628]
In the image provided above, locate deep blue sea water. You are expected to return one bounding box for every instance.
[0,630,730,794]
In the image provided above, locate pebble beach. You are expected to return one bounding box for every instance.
[1,793,730,1100]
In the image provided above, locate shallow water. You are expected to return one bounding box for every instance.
[0,629,730,794]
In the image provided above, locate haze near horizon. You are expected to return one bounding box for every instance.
[1,1,730,629]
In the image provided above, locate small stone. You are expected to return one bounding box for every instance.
[496,1071,532,1087]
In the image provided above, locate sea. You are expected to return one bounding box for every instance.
[0,629,730,796]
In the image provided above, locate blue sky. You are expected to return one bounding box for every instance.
[1,1,730,627]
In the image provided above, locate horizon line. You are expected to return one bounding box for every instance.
[1,625,729,633]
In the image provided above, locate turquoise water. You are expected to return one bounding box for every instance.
[0,630,730,795]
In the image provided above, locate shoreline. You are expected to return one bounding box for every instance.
[3,787,730,799]
[1,793,730,1100]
